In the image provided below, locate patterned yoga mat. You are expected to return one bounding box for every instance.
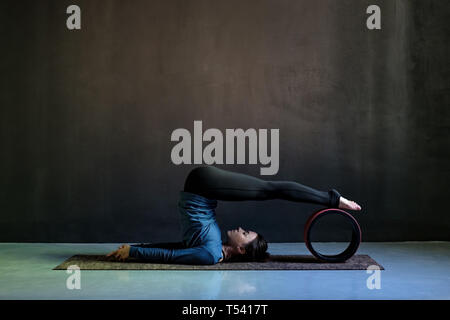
[53,254,384,270]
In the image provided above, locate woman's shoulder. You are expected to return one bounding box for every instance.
[184,245,218,265]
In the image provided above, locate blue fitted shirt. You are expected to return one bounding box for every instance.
[128,191,223,265]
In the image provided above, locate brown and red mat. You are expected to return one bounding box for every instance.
[53,254,384,270]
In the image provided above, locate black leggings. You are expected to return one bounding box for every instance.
[183,166,341,208]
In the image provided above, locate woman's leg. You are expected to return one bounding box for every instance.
[183,166,341,208]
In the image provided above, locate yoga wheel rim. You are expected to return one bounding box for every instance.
[304,208,362,263]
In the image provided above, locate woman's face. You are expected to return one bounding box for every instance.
[226,227,258,248]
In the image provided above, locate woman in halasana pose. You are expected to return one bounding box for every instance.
[107,166,361,264]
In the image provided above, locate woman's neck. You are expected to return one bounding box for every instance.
[221,244,236,261]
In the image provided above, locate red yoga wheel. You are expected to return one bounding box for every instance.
[304,208,362,263]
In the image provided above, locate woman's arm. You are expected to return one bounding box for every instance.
[107,244,216,265]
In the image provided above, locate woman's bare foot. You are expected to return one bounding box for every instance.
[338,196,362,211]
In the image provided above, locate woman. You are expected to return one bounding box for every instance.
[107,166,362,264]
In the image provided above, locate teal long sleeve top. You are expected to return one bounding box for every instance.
[128,191,223,265]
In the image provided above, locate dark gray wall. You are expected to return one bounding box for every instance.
[0,0,449,242]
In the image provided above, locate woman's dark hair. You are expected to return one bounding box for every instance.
[233,233,270,262]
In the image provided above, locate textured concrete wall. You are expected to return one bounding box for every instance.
[0,0,448,242]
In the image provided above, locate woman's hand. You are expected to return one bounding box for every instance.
[106,244,131,261]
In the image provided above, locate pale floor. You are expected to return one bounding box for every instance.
[0,242,449,300]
